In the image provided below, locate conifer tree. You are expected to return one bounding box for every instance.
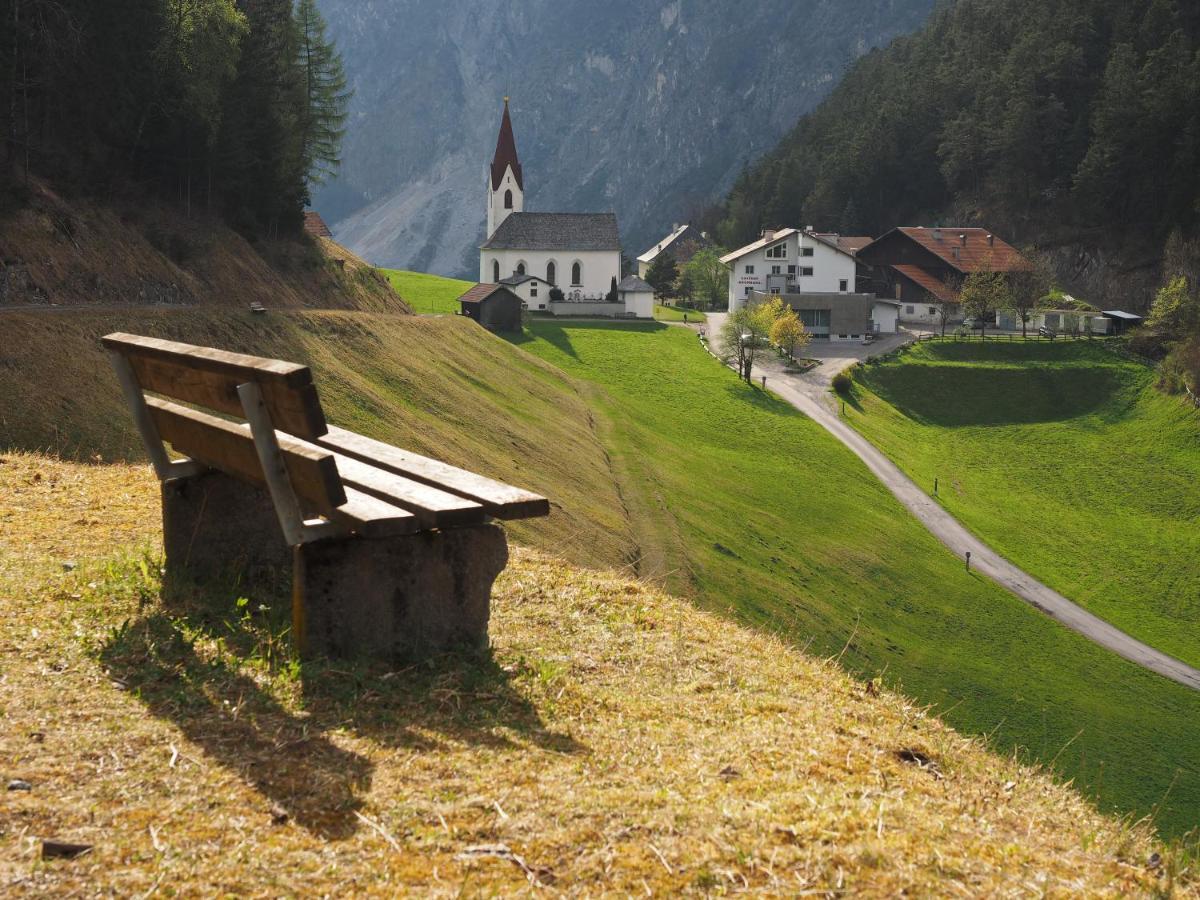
[294,0,351,190]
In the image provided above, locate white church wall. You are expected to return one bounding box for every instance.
[487,164,523,238]
[484,249,619,300]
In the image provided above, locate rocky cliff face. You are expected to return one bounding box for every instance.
[314,0,934,277]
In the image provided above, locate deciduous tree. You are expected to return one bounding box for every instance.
[645,254,679,300]
[681,248,729,310]
[770,305,809,359]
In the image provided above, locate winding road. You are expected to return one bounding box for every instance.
[703,312,1200,692]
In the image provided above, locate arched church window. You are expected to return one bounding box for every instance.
[504,189,513,210]
[571,261,582,286]
[492,260,500,282]
[516,261,527,276]
[546,261,556,285]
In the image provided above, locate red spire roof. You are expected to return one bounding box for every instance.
[490,98,523,191]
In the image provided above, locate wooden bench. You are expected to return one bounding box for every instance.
[103,332,549,661]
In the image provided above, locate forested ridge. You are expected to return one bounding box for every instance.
[711,0,1200,292]
[0,0,349,237]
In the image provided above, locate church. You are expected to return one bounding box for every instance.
[478,100,650,317]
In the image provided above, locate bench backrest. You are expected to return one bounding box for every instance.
[102,333,327,438]
[103,332,348,516]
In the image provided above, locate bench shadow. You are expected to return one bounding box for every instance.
[98,569,583,841]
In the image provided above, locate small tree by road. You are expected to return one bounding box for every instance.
[770,305,809,360]
[719,299,781,383]
[1007,252,1054,336]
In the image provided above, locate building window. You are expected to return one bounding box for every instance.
[546,261,556,285]
[770,287,781,295]
[928,306,937,316]
[745,287,752,297]
[539,304,546,310]
[745,264,755,275]
[788,265,796,275]
[905,305,915,314]
[571,261,582,285]
[839,279,848,292]
[765,243,787,259]
[504,189,513,209]
[801,247,814,257]
[799,267,814,277]
[531,285,538,297]
[516,261,526,276]
[492,260,500,282]
[771,265,781,275]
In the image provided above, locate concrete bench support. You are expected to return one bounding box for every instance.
[162,471,507,661]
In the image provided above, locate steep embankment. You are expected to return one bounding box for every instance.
[0,450,1193,895]
[848,340,1200,668]
[0,180,406,312]
[0,310,631,571]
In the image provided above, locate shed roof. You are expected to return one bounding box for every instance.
[1102,310,1144,320]
[482,212,621,251]
[303,210,333,238]
[458,283,520,305]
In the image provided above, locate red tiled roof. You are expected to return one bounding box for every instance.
[895,227,1026,272]
[490,98,523,191]
[303,211,333,238]
[892,265,960,303]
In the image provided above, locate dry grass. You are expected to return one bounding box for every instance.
[0,178,407,312]
[1,451,1195,896]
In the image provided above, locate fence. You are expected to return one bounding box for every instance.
[914,331,1105,344]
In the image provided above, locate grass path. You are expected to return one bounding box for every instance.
[848,341,1200,669]
[511,321,1200,837]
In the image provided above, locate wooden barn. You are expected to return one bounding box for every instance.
[458,283,524,333]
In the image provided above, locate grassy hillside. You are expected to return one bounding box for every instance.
[0,309,631,571]
[382,268,474,314]
[511,321,1200,837]
[654,303,708,323]
[0,451,1193,895]
[848,340,1200,669]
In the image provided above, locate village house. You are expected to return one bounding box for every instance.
[721,228,873,310]
[476,99,645,317]
[637,223,712,278]
[856,227,1027,326]
[457,282,524,332]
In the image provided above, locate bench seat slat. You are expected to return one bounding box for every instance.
[103,332,328,439]
[315,426,551,520]
[307,446,487,529]
[146,399,420,538]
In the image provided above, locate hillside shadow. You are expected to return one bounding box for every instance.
[506,319,669,360]
[99,574,583,840]
[865,365,1127,426]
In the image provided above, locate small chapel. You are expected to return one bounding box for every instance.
[476,100,652,318]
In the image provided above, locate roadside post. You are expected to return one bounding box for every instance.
[761,375,766,389]
[934,477,939,495]
[965,551,972,572]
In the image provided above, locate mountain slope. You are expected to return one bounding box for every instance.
[314,0,935,276]
[711,0,1200,307]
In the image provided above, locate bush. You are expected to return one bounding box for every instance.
[831,371,853,394]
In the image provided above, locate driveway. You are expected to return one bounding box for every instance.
[703,313,1200,691]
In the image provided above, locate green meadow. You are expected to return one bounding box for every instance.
[382,268,474,314]
[510,320,1200,837]
[654,303,708,323]
[848,340,1200,670]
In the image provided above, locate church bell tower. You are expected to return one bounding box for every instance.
[487,97,524,239]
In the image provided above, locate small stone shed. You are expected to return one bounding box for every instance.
[458,283,524,332]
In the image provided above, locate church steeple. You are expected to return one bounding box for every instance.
[487,98,524,239]
[491,97,523,191]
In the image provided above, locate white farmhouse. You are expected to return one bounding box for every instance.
[721,228,871,310]
[478,100,630,313]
